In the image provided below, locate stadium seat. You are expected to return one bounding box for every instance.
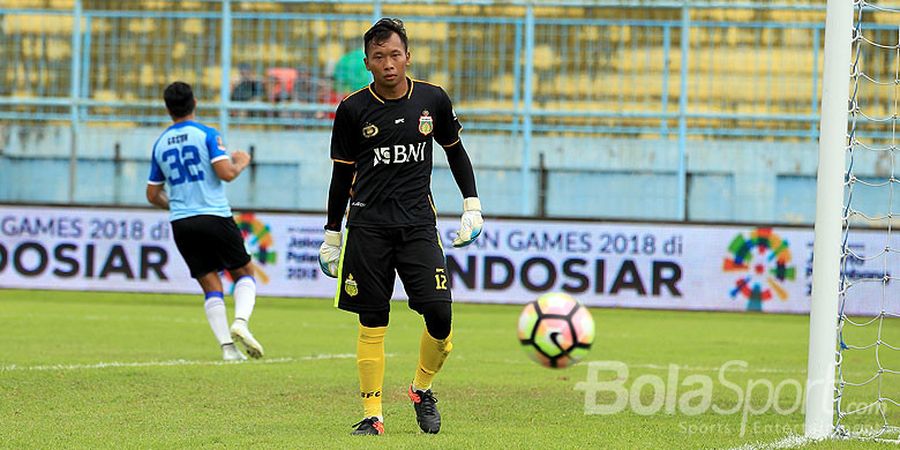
[127,18,156,34]
[406,22,449,42]
[49,0,74,8]
[2,14,73,35]
[488,74,515,97]
[91,18,113,34]
[171,42,188,60]
[412,45,432,65]
[428,71,450,91]
[552,74,595,99]
[459,99,515,113]
[340,21,369,39]
[138,65,159,88]
[141,0,166,10]
[578,25,601,43]
[4,0,44,7]
[724,9,755,22]
[181,18,205,36]
[609,25,631,44]
[91,89,117,115]
[46,38,71,61]
[532,45,557,71]
[203,66,229,92]
[310,20,329,39]
[318,42,344,66]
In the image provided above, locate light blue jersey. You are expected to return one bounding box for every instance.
[147,120,232,221]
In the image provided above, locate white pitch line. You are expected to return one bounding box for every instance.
[0,353,359,372]
[728,434,813,450]
[481,356,807,375]
[625,362,805,375]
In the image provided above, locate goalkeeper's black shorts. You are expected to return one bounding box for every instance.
[334,224,452,314]
[171,214,251,278]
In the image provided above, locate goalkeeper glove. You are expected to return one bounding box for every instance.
[451,197,484,248]
[318,230,342,278]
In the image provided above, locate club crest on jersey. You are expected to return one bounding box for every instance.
[418,110,433,136]
[362,122,379,139]
[344,274,359,297]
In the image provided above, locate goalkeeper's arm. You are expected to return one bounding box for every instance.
[442,140,477,199]
[325,161,355,231]
[443,140,483,247]
[319,161,355,278]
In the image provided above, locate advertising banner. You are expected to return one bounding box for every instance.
[1,205,895,316]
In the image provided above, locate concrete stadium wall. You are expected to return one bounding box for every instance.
[0,125,892,224]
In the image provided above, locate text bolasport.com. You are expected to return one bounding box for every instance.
[573,360,877,437]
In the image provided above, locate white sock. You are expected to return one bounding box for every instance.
[233,276,257,322]
[204,292,232,345]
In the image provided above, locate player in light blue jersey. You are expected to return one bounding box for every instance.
[146,81,264,361]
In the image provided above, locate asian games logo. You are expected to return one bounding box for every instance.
[722,228,796,311]
[225,213,276,289]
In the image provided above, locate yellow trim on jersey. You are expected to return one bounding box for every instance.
[341,86,369,103]
[368,78,415,103]
[435,228,446,258]
[428,196,446,256]
[333,229,350,308]
[367,85,386,104]
[441,138,461,148]
[412,78,443,89]
[332,158,355,165]
[428,194,439,219]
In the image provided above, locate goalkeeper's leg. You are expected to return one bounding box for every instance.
[409,302,452,434]
[354,311,389,435]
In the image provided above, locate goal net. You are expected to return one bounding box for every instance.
[833,0,900,440]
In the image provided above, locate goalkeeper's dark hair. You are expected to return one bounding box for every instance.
[164,81,195,119]
[364,17,408,56]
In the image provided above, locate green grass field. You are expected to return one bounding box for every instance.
[1,289,897,449]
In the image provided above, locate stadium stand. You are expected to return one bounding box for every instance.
[5,1,893,139]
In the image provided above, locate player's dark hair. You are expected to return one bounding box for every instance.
[364,17,408,56]
[164,81,195,119]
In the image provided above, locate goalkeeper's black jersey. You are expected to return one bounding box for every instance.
[330,78,462,227]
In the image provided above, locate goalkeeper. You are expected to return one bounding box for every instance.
[318,18,482,437]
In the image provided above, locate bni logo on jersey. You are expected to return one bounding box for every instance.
[722,228,796,311]
[230,213,276,286]
[372,142,427,166]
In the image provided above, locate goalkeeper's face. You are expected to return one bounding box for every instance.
[364,32,410,92]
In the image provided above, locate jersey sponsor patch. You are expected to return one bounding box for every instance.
[372,142,427,166]
[418,110,433,135]
[216,135,226,151]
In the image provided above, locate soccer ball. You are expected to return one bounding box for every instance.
[517,293,595,369]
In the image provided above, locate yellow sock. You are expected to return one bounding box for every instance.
[357,324,387,419]
[413,328,453,391]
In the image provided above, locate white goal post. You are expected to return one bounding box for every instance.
[805,0,853,440]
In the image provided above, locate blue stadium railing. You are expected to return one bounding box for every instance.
[0,1,891,221]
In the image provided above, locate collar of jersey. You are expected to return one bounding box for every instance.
[167,120,198,131]
[367,78,414,104]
